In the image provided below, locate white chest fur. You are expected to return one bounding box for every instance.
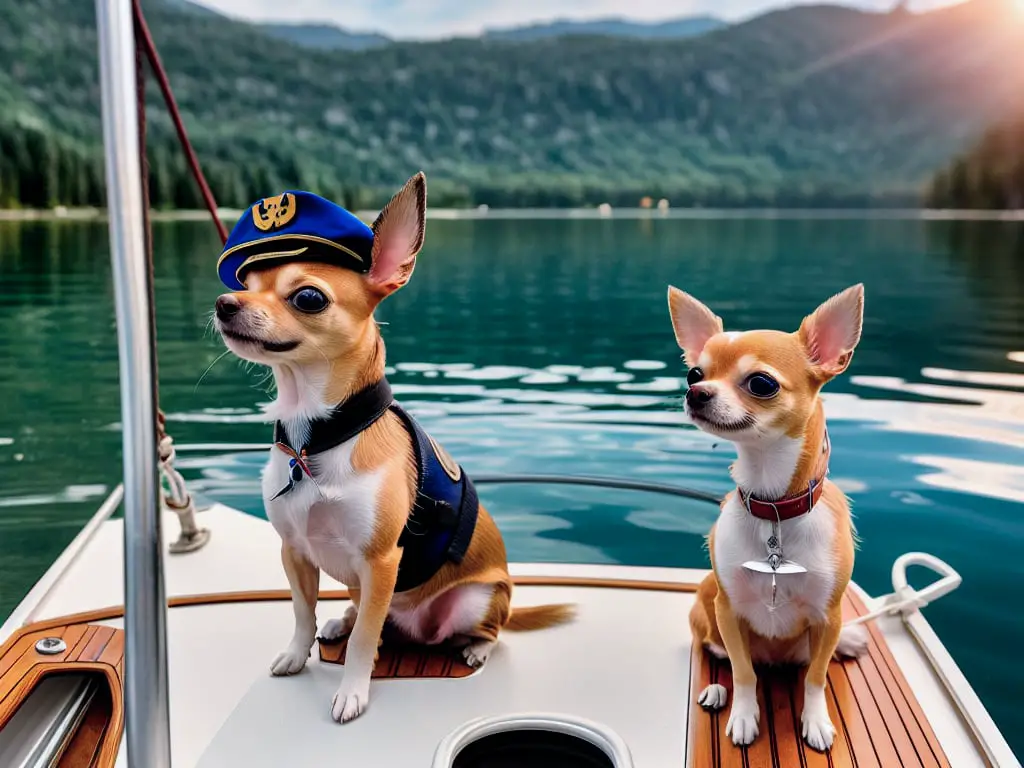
[261,436,384,587]
[713,494,838,640]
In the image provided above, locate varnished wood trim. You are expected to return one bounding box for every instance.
[0,625,124,768]
[513,575,699,592]
[170,589,350,607]
[165,576,698,608]
[4,609,129,636]
[8,576,700,634]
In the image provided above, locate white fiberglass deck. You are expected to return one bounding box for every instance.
[1,503,1013,767]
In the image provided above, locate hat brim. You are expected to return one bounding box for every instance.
[217,234,371,291]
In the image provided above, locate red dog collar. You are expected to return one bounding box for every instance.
[738,429,831,521]
[740,478,825,521]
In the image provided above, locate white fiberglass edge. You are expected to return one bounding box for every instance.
[904,612,1020,768]
[0,485,123,642]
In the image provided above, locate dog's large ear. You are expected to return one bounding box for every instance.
[667,286,723,365]
[798,283,864,379]
[367,172,426,298]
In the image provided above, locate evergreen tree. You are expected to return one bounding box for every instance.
[926,112,1024,209]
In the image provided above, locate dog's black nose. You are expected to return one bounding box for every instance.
[686,383,715,410]
[216,294,241,322]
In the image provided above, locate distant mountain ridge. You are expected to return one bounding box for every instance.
[258,14,729,50]
[161,0,725,50]
[482,16,727,42]
[2,0,1023,210]
[259,23,390,51]
[158,0,218,17]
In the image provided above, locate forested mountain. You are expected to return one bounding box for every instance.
[1,0,1022,209]
[926,112,1024,209]
[257,15,726,50]
[165,1,723,51]
[482,16,726,42]
[159,0,391,50]
[258,23,391,50]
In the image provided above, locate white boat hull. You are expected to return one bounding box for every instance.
[1,499,1018,767]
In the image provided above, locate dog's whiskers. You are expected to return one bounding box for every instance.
[254,367,275,394]
[193,348,233,393]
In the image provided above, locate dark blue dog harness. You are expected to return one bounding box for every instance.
[271,379,479,593]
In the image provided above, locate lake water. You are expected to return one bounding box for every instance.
[0,215,1021,752]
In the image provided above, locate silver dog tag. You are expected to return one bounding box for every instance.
[741,519,808,575]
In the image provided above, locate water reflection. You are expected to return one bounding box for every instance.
[0,216,1022,748]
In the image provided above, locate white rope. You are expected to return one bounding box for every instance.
[843,592,926,628]
[158,433,210,553]
[843,552,962,628]
[159,436,189,504]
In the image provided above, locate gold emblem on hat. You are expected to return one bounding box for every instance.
[428,436,462,483]
[252,193,297,232]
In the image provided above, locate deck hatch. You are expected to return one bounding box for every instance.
[432,713,634,768]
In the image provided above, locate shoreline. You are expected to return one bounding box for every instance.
[1,207,1023,222]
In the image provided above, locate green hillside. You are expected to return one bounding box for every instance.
[482,15,726,42]
[162,2,724,51]
[1,0,1023,209]
[258,23,390,51]
[926,112,1024,209]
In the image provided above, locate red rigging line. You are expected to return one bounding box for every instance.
[131,0,223,460]
[128,0,214,553]
[131,0,228,246]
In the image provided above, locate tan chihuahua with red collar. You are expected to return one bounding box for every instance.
[214,174,573,723]
[667,284,870,751]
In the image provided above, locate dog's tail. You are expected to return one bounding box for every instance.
[504,603,576,631]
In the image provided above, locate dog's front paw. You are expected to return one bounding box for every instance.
[269,643,310,676]
[461,640,495,668]
[318,606,358,644]
[801,690,835,751]
[698,683,728,711]
[725,685,760,746]
[331,680,370,723]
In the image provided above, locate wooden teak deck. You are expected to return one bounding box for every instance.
[688,591,952,768]
[318,623,477,679]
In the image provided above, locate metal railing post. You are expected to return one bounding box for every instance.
[94,0,172,764]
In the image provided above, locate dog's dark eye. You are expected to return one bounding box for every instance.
[746,373,780,398]
[686,367,704,387]
[289,287,329,314]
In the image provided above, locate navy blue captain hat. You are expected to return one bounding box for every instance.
[217,191,374,291]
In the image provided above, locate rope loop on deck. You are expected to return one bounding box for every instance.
[158,433,210,553]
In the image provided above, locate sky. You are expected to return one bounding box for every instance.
[193,0,959,39]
